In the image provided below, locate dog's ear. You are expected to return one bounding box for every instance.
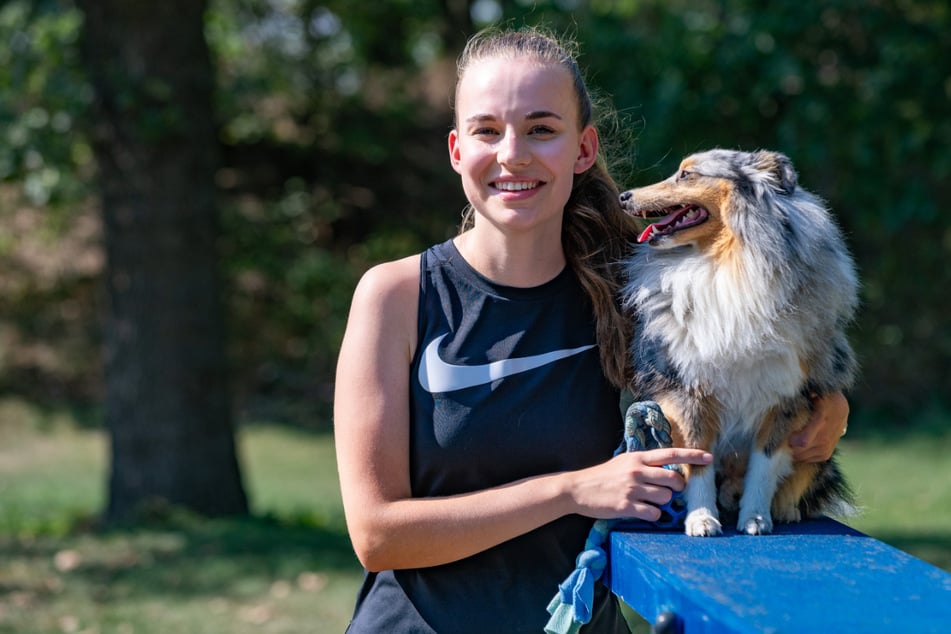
[753,151,798,195]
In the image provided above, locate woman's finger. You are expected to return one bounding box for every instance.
[641,448,713,467]
[634,484,676,506]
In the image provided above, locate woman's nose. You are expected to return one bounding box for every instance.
[497,132,530,166]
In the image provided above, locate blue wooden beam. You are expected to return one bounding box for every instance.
[607,518,951,633]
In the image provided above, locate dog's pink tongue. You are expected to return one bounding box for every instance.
[637,224,655,243]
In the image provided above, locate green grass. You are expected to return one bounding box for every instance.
[838,433,951,571]
[1,397,949,633]
[0,398,363,634]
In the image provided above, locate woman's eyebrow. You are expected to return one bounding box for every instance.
[464,111,564,123]
[464,113,497,123]
[526,110,562,120]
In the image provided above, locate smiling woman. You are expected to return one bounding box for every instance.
[330,27,715,633]
[448,57,596,263]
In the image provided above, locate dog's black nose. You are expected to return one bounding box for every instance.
[619,191,632,202]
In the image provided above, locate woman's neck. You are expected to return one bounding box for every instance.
[453,226,566,288]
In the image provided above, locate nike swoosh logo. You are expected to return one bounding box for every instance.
[418,333,595,393]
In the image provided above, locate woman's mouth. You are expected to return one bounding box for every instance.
[493,180,542,192]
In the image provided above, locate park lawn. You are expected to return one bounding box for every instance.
[838,430,951,571]
[0,398,363,634]
[1,397,949,633]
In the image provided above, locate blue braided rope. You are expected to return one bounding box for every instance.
[544,401,685,634]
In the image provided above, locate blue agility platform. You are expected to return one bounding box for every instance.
[607,518,951,633]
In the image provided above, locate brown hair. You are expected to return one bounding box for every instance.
[453,27,635,388]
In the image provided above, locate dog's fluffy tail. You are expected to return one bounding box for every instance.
[800,454,859,519]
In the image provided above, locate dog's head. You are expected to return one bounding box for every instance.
[619,150,798,250]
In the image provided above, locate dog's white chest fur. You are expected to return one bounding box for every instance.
[635,250,806,425]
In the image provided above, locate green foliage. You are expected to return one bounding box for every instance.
[2,0,949,416]
[0,0,91,206]
[222,197,360,423]
[202,1,463,420]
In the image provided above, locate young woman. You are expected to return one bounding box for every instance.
[334,27,849,633]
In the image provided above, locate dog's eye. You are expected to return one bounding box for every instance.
[678,169,692,180]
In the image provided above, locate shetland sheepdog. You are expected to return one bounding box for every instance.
[619,149,857,536]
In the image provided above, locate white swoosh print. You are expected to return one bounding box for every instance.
[418,333,596,393]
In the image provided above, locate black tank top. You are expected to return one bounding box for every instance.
[346,239,628,633]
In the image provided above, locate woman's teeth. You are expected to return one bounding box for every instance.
[495,181,539,191]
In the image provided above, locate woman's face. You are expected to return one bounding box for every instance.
[448,56,598,237]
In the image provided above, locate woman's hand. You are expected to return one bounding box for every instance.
[566,448,712,522]
[788,391,850,462]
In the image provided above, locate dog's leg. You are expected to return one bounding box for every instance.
[737,447,793,534]
[684,464,721,536]
[772,462,820,523]
[772,397,828,523]
[737,401,804,535]
[661,395,722,537]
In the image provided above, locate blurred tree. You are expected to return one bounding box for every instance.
[75,0,248,519]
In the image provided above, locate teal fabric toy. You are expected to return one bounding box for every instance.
[545,401,686,634]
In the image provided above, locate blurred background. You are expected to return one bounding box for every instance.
[4,0,949,428]
[1,0,949,632]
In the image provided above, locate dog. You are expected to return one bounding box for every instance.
[619,149,857,536]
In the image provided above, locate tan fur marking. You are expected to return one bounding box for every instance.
[633,175,735,252]
[772,462,821,522]
[755,405,810,452]
[755,152,782,178]
[657,394,720,483]
[708,184,740,263]
[799,358,810,382]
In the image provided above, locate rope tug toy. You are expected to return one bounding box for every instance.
[545,401,686,634]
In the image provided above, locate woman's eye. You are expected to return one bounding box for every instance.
[472,127,498,137]
[530,125,555,135]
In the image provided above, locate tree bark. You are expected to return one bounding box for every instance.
[76,0,248,520]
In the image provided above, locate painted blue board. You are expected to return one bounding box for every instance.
[607,518,951,633]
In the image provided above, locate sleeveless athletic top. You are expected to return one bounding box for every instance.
[346,239,628,633]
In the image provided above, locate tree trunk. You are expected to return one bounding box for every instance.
[77,0,248,520]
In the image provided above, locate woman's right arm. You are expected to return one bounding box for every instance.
[333,256,712,572]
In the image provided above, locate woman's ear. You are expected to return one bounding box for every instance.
[448,128,463,174]
[573,125,599,174]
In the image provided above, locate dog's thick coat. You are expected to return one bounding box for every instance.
[619,149,857,536]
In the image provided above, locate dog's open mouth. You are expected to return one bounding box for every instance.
[636,204,709,243]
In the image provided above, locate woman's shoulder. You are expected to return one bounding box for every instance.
[348,253,422,344]
[356,253,421,299]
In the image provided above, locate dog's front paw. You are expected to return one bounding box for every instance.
[685,509,722,537]
[738,511,774,535]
